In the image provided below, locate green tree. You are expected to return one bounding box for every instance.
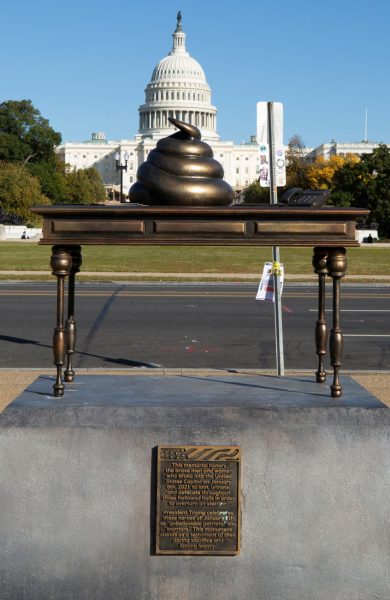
[0,100,61,164]
[0,100,107,208]
[242,180,270,204]
[333,145,390,237]
[29,155,70,204]
[64,167,106,205]
[83,167,106,203]
[0,99,69,205]
[0,162,50,224]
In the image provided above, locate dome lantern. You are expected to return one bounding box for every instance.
[171,10,186,53]
[137,13,219,142]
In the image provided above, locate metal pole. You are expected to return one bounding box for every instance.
[364,107,368,143]
[120,168,123,203]
[267,102,285,376]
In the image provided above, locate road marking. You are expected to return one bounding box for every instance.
[344,334,390,337]
[309,309,390,312]
[0,291,390,299]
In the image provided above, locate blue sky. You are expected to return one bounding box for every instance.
[2,0,389,148]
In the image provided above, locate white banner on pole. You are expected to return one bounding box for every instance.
[256,102,268,144]
[256,262,284,302]
[256,102,286,187]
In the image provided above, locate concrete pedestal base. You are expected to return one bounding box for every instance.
[1,374,389,600]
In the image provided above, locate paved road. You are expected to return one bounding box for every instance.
[0,282,389,370]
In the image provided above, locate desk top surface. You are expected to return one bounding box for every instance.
[31,204,368,217]
[31,204,369,247]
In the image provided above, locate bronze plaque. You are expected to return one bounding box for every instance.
[156,445,241,555]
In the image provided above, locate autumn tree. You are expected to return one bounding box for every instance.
[243,135,309,203]
[285,134,310,188]
[307,154,360,190]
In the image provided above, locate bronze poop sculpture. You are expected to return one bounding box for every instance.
[129,117,233,206]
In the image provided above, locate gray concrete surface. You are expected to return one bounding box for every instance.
[1,374,389,600]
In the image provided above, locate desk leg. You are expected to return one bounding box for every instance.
[50,246,72,397]
[312,248,328,383]
[64,246,82,383]
[326,248,347,398]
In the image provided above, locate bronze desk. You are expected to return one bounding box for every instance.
[31,204,369,398]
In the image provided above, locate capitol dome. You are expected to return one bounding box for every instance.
[137,13,219,141]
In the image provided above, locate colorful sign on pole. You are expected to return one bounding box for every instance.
[256,102,286,188]
[256,262,285,302]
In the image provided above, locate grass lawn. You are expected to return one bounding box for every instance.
[0,242,389,275]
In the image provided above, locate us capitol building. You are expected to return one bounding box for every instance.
[57,13,387,198]
[57,14,260,198]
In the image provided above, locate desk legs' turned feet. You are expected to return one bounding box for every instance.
[313,248,329,383]
[327,248,347,398]
[51,247,72,397]
[64,247,82,383]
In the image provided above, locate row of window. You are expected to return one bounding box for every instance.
[77,168,137,184]
[75,163,253,190]
[71,154,258,180]
[141,110,214,129]
[74,153,134,160]
[72,157,135,173]
[73,153,257,168]
[219,155,257,164]
[77,161,251,176]
[147,90,207,102]
[151,81,204,88]
[159,68,201,78]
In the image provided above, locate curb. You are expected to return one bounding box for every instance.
[1,271,390,282]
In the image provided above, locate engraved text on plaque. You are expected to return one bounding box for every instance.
[156,445,241,555]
